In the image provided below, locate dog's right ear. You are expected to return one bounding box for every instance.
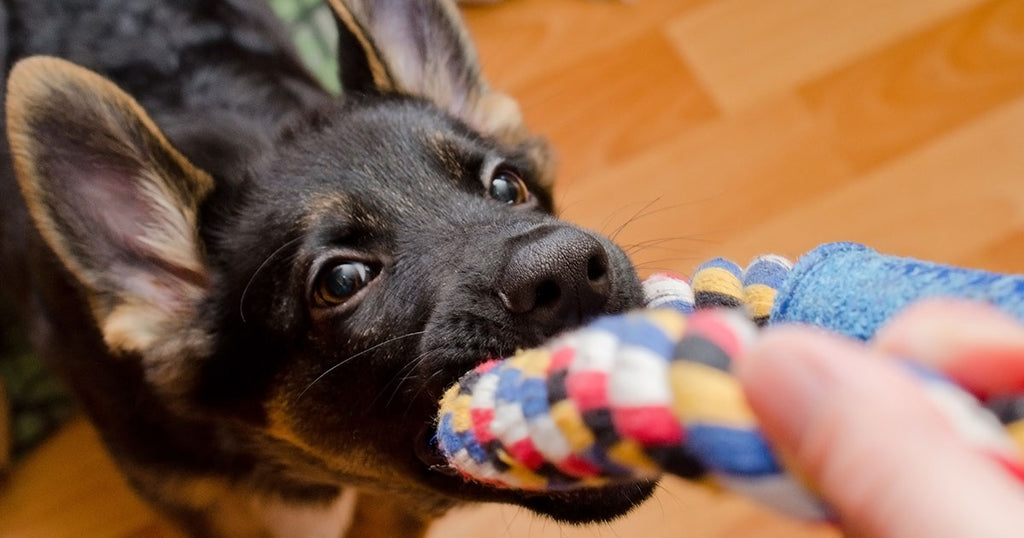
[328,0,517,130]
[327,0,554,185]
[6,56,214,397]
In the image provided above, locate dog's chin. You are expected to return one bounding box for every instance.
[513,483,658,524]
[412,424,657,524]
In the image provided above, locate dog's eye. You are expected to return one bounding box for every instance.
[316,261,378,307]
[488,167,531,205]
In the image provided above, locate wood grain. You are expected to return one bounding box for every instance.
[666,0,985,112]
[3,0,1024,536]
[801,0,1024,171]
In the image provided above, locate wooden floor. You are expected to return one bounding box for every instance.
[4,0,1024,536]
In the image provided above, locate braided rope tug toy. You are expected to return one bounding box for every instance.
[435,242,1024,521]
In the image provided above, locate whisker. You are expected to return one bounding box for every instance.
[606,193,732,244]
[502,504,524,537]
[239,235,304,323]
[401,366,447,418]
[622,236,711,256]
[632,257,700,269]
[631,256,703,275]
[653,480,683,508]
[620,197,711,222]
[595,199,654,236]
[294,330,427,404]
[386,349,451,412]
[608,197,661,242]
[372,347,440,410]
[604,516,623,538]
[553,197,586,221]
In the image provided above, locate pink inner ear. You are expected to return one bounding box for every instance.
[374,13,418,82]
[359,0,478,113]
[47,144,152,248]
[38,130,206,311]
[78,170,152,243]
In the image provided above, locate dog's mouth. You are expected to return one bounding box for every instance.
[406,343,656,524]
[412,421,656,523]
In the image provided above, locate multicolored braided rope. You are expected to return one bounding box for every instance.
[435,253,1024,520]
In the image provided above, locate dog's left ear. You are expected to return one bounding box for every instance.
[6,57,213,397]
[327,0,552,183]
[327,0,514,131]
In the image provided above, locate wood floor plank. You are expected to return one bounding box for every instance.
[462,0,709,92]
[666,0,985,112]
[801,0,1024,172]
[512,31,719,186]
[707,93,1024,268]
[0,419,180,538]
[965,230,1024,274]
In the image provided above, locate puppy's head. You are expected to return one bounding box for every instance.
[5,0,651,523]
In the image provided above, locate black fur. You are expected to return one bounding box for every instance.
[0,1,653,536]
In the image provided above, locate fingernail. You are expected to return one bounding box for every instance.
[876,301,1024,368]
[875,303,1024,398]
[946,349,1024,399]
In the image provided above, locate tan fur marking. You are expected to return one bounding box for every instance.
[145,475,269,536]
[429,134,467,180]
[264,395,410,486]
[135,169,208,276]
[265,403,324,458]
[469,91,524,141]
[147,475,355,538]
[103,302,170,353]
[349,490,430,538]
[301,192,351,228]
[260,489,356,538]
[325,0,394,91]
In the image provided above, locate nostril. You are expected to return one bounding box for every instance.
[498,227,615,321]
[534,280,561,309]
[587,252,609,283]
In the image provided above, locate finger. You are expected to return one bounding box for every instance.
[874,299,1024,398]
[739,326,1024,538]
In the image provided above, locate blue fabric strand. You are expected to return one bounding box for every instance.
[771,242,1024,339]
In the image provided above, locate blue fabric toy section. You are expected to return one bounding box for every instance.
[772,242,1024,339]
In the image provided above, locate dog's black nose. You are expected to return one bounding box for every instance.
[498,226,611,330]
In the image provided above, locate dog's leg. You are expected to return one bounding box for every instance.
[345,491,431,538]
[125,474,272,538]
[131,472,362,538]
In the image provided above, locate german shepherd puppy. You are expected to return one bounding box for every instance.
[0,1,652,536]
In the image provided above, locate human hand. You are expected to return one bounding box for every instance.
[738,300,1024,537]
